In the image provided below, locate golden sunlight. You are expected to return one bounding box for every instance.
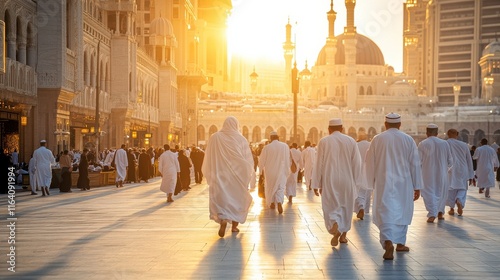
[227,0,404,71]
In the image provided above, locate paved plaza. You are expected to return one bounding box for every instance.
[1,178,500,279]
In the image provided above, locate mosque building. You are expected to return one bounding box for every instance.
[197,0,500,147]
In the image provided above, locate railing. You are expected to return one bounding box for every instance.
[71,86,110,113]
[0,58,37,96]
[64,49,76,92]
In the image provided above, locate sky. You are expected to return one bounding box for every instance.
[227,0,405,72]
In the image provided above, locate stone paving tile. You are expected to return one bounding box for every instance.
[1,179,500,279]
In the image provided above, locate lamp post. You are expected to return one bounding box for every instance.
[291,61,299,143]
[94,40,101,154]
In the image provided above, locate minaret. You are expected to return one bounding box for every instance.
[325,0,337,99]
[283,18,295,93]
[344,0,358,109]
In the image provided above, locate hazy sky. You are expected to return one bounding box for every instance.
[227,0,405,72]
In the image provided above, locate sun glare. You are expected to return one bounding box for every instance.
[227,0,404,72]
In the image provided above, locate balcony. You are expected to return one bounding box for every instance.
[0,58,37,97]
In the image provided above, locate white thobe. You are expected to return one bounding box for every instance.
[355,140,371,212]
[473,145,499,189]
[365,128,423,247]
[285,148,302,198]
[301,146,316,187]
[446,138,474,208]
[259,140,291,205]
[202,117,254,224]
[418,136,453,217]
[312,132,362,234]
[159,150,180,194]
[114,149,128,182]
[104,152,114,166]
[33,146,56,188]
[28,157,37,192]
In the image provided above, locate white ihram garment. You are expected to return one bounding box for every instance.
[159,150,180,194]
[259,140,291,206]
[285,148,302,198]
[446,138,474,208]
[202,116,253,224]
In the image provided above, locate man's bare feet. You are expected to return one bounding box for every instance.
[331,231,341,246]
[448,208,455,215]
[383,240,394,260]
[396,244,410,252]
[437,212,444,220]
[218,220,227,237]
[339,232,348,243]
[427,216,435,223]
[231,221,239,233]
[456,200,463,216]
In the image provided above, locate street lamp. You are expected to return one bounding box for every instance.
[291,61,299,143]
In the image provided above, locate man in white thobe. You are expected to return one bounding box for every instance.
[285,143,302,203]
[446,129,474,216]
[259,131,291,214]
[418,124,453,223]
[354,133,371,219]
[33,140,56,196]
[473,138,499,198]
[301,141,316,190]
[365,113,422,260]
[202,116,254,237]
[159,144,180,202]
[114,144,128,188]
[312,118,362,246]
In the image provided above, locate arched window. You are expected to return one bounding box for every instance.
[359,86,365,95]
[367,86,373,95]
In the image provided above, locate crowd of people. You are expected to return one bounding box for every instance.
[1,113,499,261]
[204,114,500,261]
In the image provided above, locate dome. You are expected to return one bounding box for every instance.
[316,34,385,66]
[482,40,500,56]
[150,16,175,37]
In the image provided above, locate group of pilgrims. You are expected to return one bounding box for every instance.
[193,113,499,261]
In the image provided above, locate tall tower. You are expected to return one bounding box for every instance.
[325,0,337,99]
[344,0,357,109]
[283,18,295,93]
[403,0,428,95]
[425,0,500,105]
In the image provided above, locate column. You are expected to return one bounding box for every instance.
[115,12,120,35]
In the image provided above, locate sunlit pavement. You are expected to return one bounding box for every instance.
[1,179,500,279]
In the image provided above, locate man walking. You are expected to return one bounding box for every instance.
[312,118,362,246]
[301,140,316,190]
[190,146,205,184]
[259,131,291,214]
[159,144,180,203]
[354,133,371,219]
[418,124,453,223]
[33,140,56,196]
[446,129,474,216]
[365,113,422,260]
[286,143,302,203]
[473,138,499,198]
[202,116,254,237]
[114,144,128,188]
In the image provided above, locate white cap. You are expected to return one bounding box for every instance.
[270,131,278,136]
[40,140,47,143]
[427,123,438,129]
[329,118,342,126]
[385,113,401,123]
